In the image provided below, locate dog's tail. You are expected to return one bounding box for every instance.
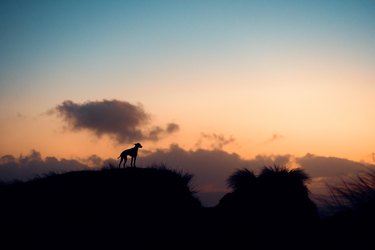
[117,155,121,159]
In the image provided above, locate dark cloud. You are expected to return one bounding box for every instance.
[166,123,179,133]
[80,154,104,167]
[195,133,235,150]
[140,146,291,206]
[52,100,179,143]
[296,154,375,209]
[141,147,375,206]
[147,126,164,141]
[141,144,247,192]
[141,144,290,192]
[0,150,91,182]
[147,123,179,141]
[296,153,371,178]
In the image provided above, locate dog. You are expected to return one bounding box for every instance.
[118,143,143,168]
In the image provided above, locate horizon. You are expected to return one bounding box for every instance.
[1,0,375,206]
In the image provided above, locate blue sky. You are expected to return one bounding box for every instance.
[1,0,374,77]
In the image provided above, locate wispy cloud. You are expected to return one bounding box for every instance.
[195,133,235,150]
[265,133,284,144]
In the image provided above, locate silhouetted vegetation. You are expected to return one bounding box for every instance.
[218,166,318,221]
[328,169,375,210]
[213,166,319,248]
[1,164,374,249]
[321,169,375,249]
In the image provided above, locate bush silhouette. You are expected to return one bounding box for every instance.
[327,169,375,211]
[322,169,375,249]
[227,168,257,192]
[213,165,319,248]
[218,165,318,224]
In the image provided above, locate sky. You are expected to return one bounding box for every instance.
[1,0,375,205]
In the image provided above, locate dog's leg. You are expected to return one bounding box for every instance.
[133,156,137,167]
[119,158,123,168]
[124,156,127,167]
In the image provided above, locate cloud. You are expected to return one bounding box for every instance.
[147,123,180,141]
[79,154,104,167]
[295,154,375,207]
[166,123,179,133]
[265,133,284,143]
[0,150,91,182]
[296,153,371,178]
[140,145,291,206]
[140,144,290,193]
[195,133,235,150]
[51,100,179,143]
[140,147,375,205]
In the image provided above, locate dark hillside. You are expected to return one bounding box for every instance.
[0,166,202,248]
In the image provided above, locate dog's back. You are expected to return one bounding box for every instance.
[119,149,130,158]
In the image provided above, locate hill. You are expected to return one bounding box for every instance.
[0,166,203,248]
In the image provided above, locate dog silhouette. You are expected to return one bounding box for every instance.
[118,143,143,167]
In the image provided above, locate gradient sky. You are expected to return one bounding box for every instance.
[1,0,375,165]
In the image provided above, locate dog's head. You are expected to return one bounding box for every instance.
[134,143,143,148]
